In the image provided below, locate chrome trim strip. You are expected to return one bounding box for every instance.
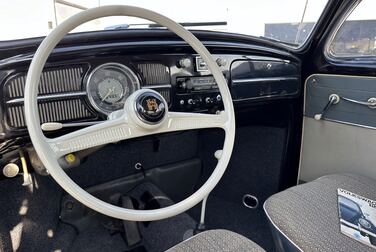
[243,55,290,63]
[306,116,376,131]
[323,1,362,61]
[340,96,376,108]
[6,91,87,105]
[232,76,298,84]
[263,201,304,252]
[141,84,172,89]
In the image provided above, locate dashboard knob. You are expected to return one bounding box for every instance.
[179,58,192,68]
[216,95,222,102]
[216,58,227,67]
[187,99,194,105]
[3,163,19,178]
[179,100,185,105]
[180,81,187,89]
[205,97,212,104]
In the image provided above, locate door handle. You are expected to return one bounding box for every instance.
[314,94,340,120]
[340,96,376,108]
[314,94,376,121]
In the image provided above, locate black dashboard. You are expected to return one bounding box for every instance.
[0,30,301,140]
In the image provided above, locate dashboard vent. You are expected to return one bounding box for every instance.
[3,65,97,129]
[137,63,170,85]
[7,99,95,128]
[157,89,171,103]
[5,66,83,98]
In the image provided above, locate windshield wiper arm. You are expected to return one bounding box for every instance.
[105,21,227,31]
[148,21,227,28]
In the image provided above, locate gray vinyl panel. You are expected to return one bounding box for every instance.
[300,74,376,182]
[299,117,376,182]
[305,74,376,128]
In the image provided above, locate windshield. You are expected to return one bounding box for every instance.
[1,0,328,47]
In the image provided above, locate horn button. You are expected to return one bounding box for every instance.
[135,91,167,125]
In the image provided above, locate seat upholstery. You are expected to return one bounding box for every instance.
[166,229,265,252]
[264,173,376,252]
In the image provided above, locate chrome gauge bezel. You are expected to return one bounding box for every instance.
[86,63,140,115]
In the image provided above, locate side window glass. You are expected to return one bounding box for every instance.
[328,0,376,58]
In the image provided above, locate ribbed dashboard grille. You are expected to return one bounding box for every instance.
[6,67,83,98]
[4,65,97,129]
[38,100,93,124]
[157,89,171,103]
[4,63,171,130]
[137,63,170,85]
[7,99,94,128]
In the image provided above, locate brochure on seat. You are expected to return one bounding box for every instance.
[338,188,376,248]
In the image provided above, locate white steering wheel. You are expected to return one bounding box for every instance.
[24,5,235,221]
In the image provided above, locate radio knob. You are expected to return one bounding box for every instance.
[180,81,187,89]
[188,99,194,105]
[205,97,212,104]
[179,100,185,105]
[178,58,192,68]
[186,80,194,90]
[216,95,222,102]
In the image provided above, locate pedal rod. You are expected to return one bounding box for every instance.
[19,150,32,186]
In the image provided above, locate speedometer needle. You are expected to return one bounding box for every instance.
[101,87,115,102]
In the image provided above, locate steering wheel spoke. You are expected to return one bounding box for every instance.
[47,111,228,157]
[165,111,228,132]
[47,117,132,157]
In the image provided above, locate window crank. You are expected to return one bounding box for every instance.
[314,94,340,121]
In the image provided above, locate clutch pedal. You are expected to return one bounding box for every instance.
[121,195,142,247]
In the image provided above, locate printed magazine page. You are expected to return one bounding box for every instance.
[338,188,376,248]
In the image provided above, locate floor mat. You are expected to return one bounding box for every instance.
[194,126,285,251]
[190,195,275,252]
[0,175,77,252]
[128,182,197,252]
[60,182,197,252]
[70,227,127,252]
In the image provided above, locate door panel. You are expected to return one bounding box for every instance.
[299,74,376,182]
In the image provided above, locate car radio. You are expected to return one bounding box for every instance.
[176,76,218,93]
[175,76,223,112]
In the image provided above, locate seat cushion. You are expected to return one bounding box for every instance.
[166,229,265,252]
[264,173,376,252]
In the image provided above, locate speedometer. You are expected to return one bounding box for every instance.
[86,63,140,115]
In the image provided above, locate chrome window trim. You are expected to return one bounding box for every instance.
[323,0,366,62]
